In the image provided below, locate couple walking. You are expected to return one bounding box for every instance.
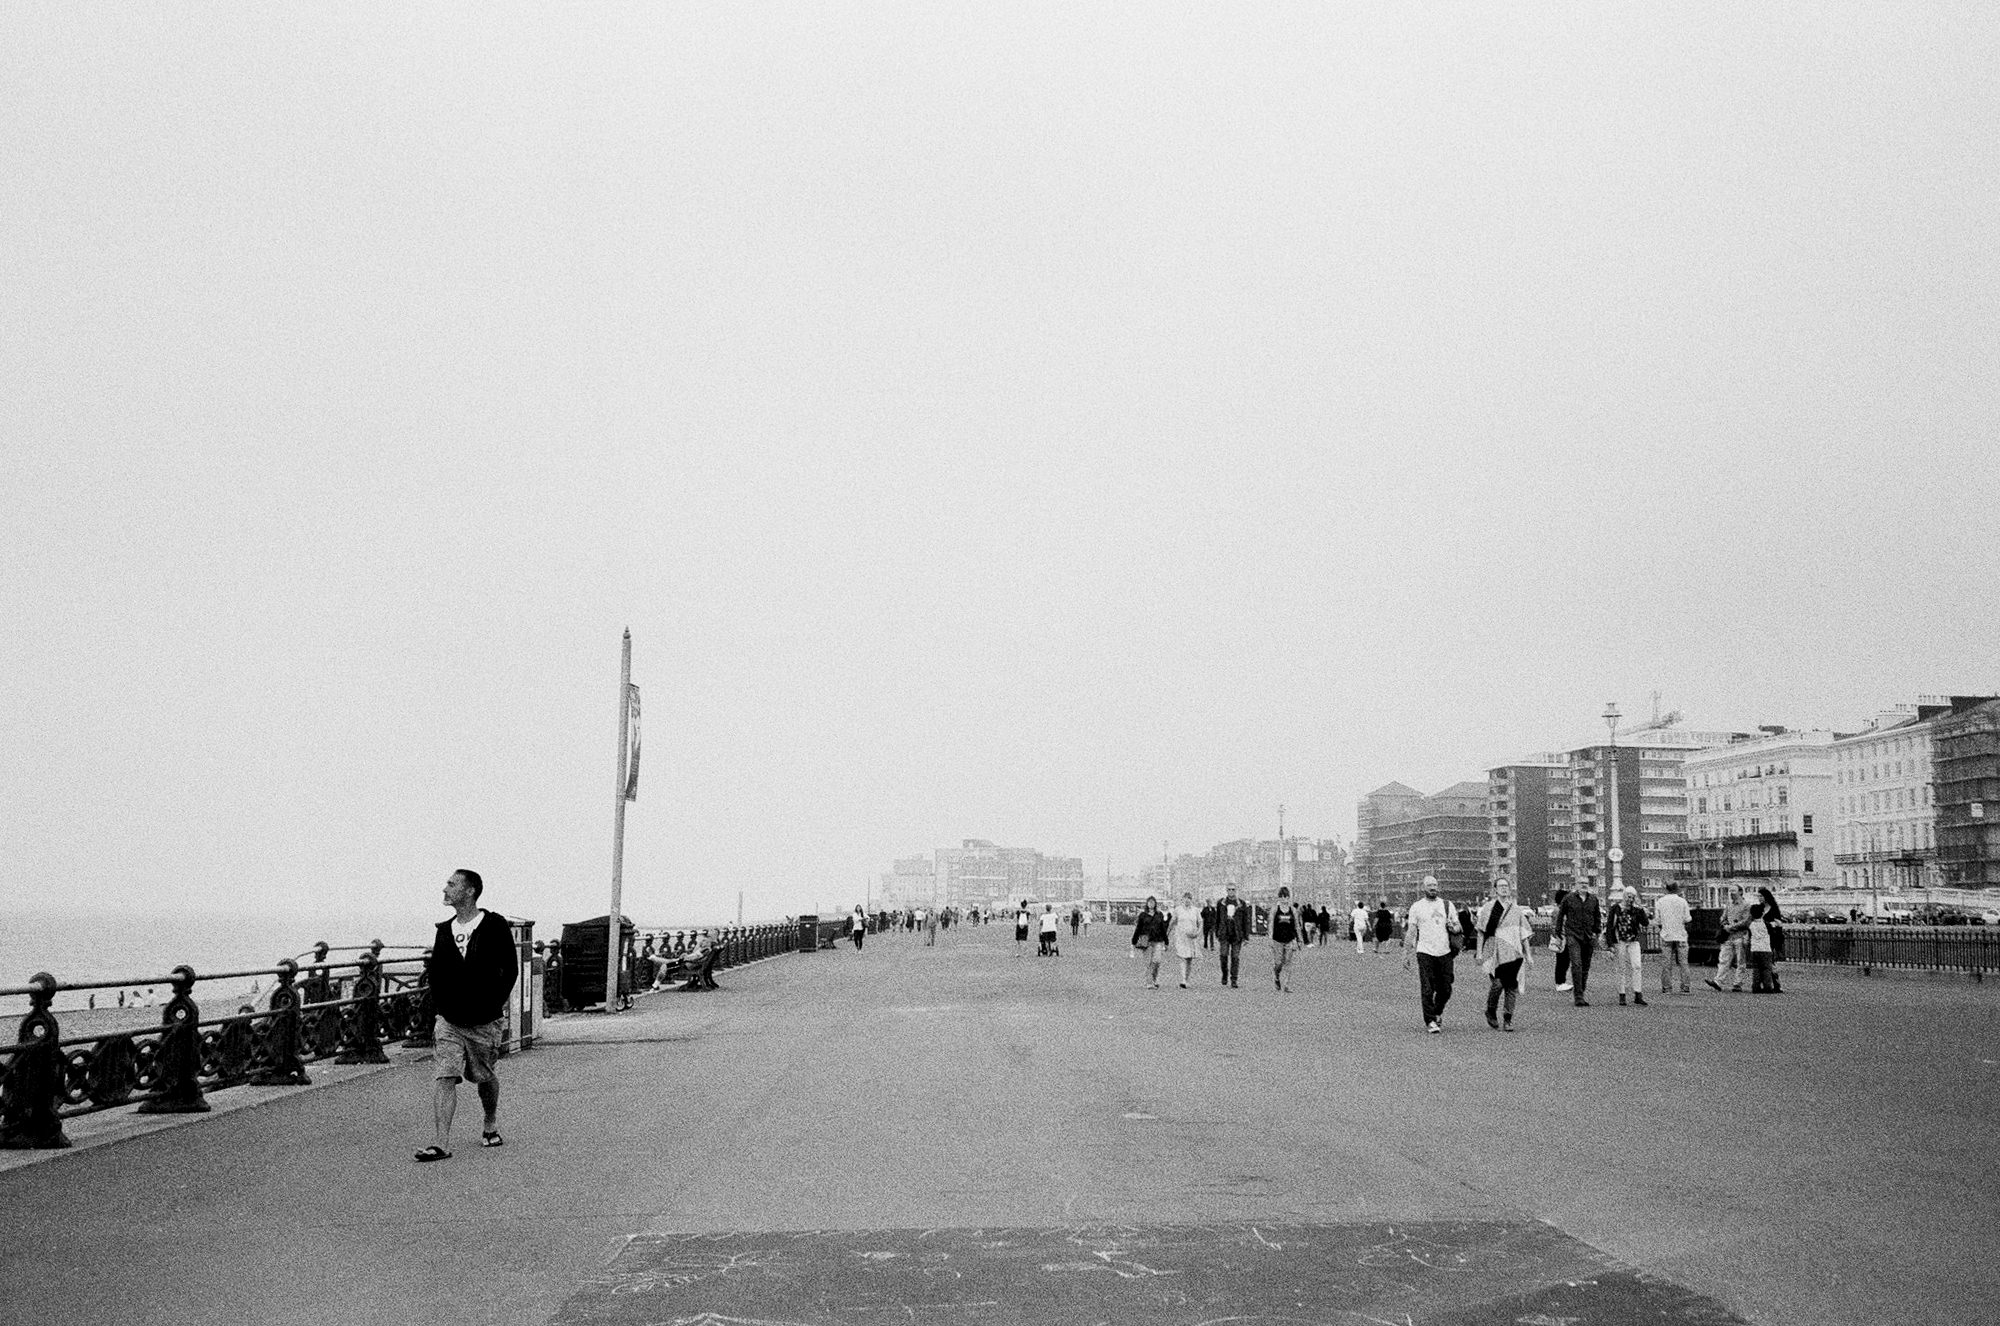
[1132,892,1204,988]
[1402,875,1535,1034]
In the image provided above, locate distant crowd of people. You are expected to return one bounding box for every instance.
[830,874,1790,1040]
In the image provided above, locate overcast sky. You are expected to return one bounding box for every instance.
[5,4,1997,930]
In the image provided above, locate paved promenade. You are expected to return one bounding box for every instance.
[1,924,1994,1325]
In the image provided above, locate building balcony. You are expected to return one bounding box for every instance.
[1834,849,1935,866]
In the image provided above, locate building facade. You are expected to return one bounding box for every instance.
[1676,729,1837,906]
[1487,757,1573,909]
[1933,696,2000,890]
[1357,781,1488,905]
[1832,703,1951,896]
[929,840,1086,912]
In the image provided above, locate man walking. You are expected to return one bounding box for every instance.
[1269,887,1304,993]
[1707,886,1752,992]
[1402,877,1459,1033]
[1215,885,1250,988]
[1655,881,1693,994]
[1557,884,1602,1007]
[416,868,518,1162]
[1351,901,1369,954]
[1201,901,1217,950]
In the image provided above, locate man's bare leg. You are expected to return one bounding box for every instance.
[434,1078,458,1150]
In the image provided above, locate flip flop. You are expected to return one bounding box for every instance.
[414,1145,452,1162]
[480,1132,504,1148]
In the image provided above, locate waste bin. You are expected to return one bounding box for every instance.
[559,915,635,1010]
[797,915,819,953]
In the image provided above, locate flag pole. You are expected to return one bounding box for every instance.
[606,629,632,1013]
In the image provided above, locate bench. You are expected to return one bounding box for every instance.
[651,946,720,992]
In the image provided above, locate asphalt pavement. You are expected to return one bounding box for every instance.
[0,923,1994,1325]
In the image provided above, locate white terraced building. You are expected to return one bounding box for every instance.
[1832,703,1948,896]
[1679,729,1837,907]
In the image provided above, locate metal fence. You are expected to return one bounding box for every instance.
[0,949,437,1151]
[1777,924,1998,978]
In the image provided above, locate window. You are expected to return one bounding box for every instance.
[1777,786,1788,806]
[1802,813,1814,833]
[1804,854,1815,874]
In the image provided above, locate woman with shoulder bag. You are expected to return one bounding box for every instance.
[1477,877,1534,1031]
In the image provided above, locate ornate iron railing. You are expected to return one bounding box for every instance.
[1,950,433,1151]
[541,922,811,1011]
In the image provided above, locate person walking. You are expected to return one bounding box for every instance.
[1747,902,1777,992]
[1757,886,1786,993]
[1215,885,1251,987]
[1549,886,1572,991]
[1557,885,1601,1007]
[1039,903,1061,957]
[1269,887,1304,992]
[1201,901,1217,950]
[1351,902,1370,955]
[1605,886,1650,1007]
[1474,876,1534,1031]
[1655,881,1693,994]
[1168,891,1202,988]
[1370,900,1394,954]
[850,906,867,951]
[1402,877,1459,1033]
[1069,906,1082,939]
[1014,899,1032,956]
[1132,895,1169,989]
[1706,886,1751,992]
[415,868,518,1162]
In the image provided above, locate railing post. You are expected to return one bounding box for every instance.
[138,965,210,1114]
[334,952,389,1065]
[251,959,312,1087]
[403,969,435,1047]
[0,973,71,1150]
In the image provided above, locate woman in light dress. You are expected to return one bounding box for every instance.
[1168,891,1203,989]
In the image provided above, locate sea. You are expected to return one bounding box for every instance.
[0,908,440,1016]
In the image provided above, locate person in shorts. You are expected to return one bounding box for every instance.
[416,868,518,1161]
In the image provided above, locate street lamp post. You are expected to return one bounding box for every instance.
[1603,702,1623,902]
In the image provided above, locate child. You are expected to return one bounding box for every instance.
[1747,903,1776,993]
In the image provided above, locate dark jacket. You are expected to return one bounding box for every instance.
[428,911,518,1028]
[1558,891,1602,944]
[1131,909,1170,946]
[1371,906,1394,941]
[1605,901,1650,945]
[1214,897,1253,943]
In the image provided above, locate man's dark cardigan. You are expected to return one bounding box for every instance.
[427,911,519,1028]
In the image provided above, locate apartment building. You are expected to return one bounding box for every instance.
[1831,703,1951,894]
[1676,729,1837,906]
[1487,757,1574,909]
[930,840,1085,911]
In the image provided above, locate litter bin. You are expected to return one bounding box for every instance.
[797,915,819,953]
[559,915,635,1010]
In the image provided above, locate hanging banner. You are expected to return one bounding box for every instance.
[623,683,641,802]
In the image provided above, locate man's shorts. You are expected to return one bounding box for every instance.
[433,1017,504,1084]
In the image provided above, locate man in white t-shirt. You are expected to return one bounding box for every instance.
[1654,882,1693,994]
[1401,876,1460,1034]
[1351,903,1370,955]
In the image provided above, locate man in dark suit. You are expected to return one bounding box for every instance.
[1214,885,1252,987]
